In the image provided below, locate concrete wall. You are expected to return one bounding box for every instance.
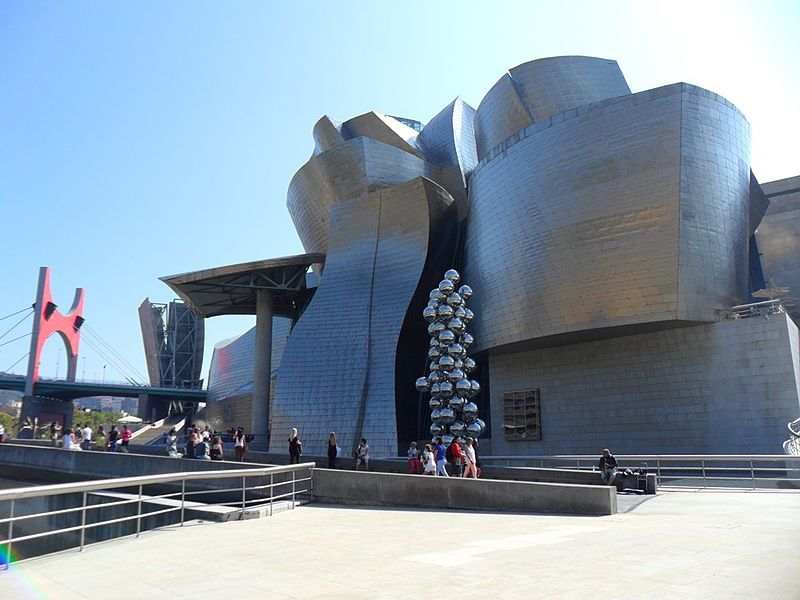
[486,313,800,455]
[312,468,617,516]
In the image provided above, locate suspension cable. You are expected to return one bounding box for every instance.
[1,351,30,375]
[0,306,33,322]
[79,335,144,385]
[0,332,31,348]
[82,324,148,381]
[0,309,33,342]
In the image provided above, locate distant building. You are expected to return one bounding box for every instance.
[138,298,204,388]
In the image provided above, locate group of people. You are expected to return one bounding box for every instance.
[292,429,370,471]
[407,436,480,477]
[169,423,234,461]
[52,421,131,452]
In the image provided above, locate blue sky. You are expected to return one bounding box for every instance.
[1,0,798,384]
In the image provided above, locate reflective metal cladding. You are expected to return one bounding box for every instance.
[204,54,797,456]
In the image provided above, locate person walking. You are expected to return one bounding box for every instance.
[95,426,107,451]
[422,444,437,475]
[233,427,247,462]
[49,421,60,447]
[288,428,302,464]
[434,437,448,477]
[107,425,119,452]
[463,437,478,478]
[210,435,224,461]
[326,432,338,469]
[61,428,76,450]
[166,427,178,457]
[407,441,421,474]
[449,436,464,477]
[81,423,93,450]
[120,425,132,452]
[355,438,370,471]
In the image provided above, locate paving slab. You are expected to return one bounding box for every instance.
[2,491,799,599]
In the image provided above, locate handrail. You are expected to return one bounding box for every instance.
[0,463,315,567]
[0,463,315,502]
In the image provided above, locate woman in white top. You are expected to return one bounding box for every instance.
[422,444,437,475]
[463,437,478,478]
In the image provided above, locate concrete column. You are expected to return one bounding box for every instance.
[252,289,273,446]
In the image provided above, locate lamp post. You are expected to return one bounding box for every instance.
[102,364,106,384]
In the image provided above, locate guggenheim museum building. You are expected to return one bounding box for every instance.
[162,55,800,458]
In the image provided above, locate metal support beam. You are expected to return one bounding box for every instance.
[252,289,273,446]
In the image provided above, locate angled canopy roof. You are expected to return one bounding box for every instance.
[160,253,325,319]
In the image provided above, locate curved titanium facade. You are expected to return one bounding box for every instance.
[465,83,752,353]
[273,178,456,456]
[206,317,291,404]
[474,56,630,160]
[756,176,800,319]
[417,97,478,208]
[287,138,432,255]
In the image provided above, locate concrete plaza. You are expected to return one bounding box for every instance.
[3,491,799,599]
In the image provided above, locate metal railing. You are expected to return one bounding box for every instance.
[477,454,800,490]
[719,299,785,320]
[0,462,314,568]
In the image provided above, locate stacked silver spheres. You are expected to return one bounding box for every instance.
[415,269,485,444]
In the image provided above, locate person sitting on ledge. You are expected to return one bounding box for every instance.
[598,448,618,486]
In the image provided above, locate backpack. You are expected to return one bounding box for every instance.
[445,443,453,462]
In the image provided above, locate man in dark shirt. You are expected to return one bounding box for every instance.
[598,448,618,485]
[108,425,119,453]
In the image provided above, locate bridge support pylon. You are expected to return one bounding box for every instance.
[24,267,85,396]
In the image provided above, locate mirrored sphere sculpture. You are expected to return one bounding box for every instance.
[463,402,479,421]
[446,293,463,307]
[444,269,461,284]
[466,421,483,438]
[449,421,466,437]
[439,381,454,398]
[437,305,454,320]
[449,395,466,410]
[416,269,484,440]
[439,407,456,424]
[438,279,455,295]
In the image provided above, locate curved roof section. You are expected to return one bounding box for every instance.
[475,56,631,159]
[287,137,431,254]
[160,253,324,319]
[342,111,423,158]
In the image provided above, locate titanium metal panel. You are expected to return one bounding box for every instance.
[206,317,291,404]
[474,74,533,161]
[342,111,423,158]
[417,97,477,209]
[677,85,751,318]
[312,115,345,156]
[756,175,800,316]
[508,56,630,122]
[287,137,431,255]
[464,83,752,354]
[487,314,800,455]
[272,178,454,456]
